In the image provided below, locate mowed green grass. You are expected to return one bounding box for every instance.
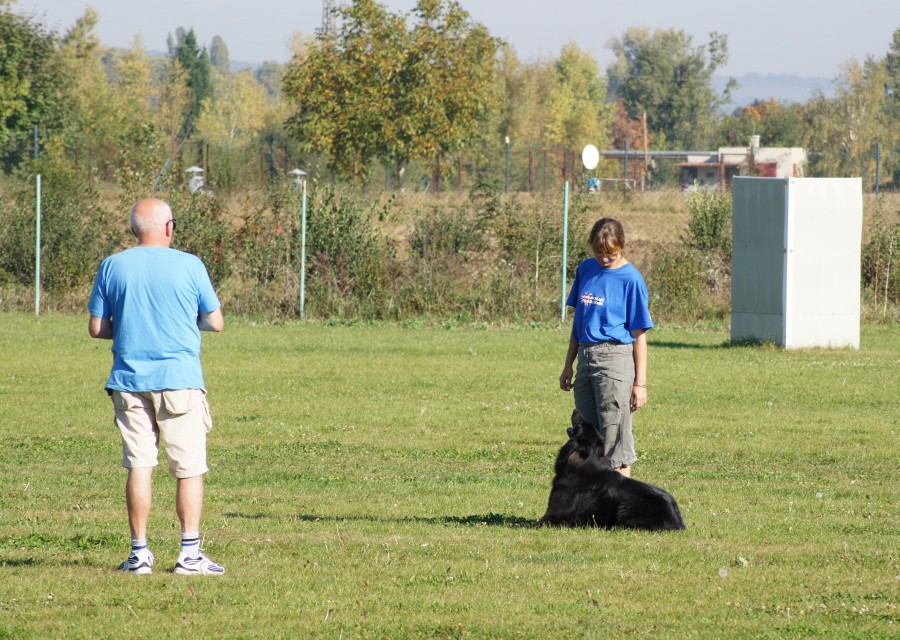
[0,313,896,639]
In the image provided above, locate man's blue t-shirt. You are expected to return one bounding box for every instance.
[566,259,654,344]
[88,247,220,392]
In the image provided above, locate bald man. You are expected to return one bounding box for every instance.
[88,198,225,575]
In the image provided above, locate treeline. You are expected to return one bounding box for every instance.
[1,1,898,191]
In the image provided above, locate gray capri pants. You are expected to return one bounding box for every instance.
[573,341,637,469]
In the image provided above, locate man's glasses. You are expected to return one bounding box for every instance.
[167,218,177,231]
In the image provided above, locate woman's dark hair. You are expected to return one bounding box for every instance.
[588,218,626,256]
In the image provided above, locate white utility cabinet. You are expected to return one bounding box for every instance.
[731,177,863,348]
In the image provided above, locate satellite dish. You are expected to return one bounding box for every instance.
[581,145,600,170]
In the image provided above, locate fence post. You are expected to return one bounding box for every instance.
[505,136,510,194]
[35,174,41,316]
[875,142,881,194]
[300,180,307,320]
[529,149,535,193]
[561,181,570,322]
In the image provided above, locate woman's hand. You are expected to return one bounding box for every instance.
[559,365,574,391]
[630,384,648,411]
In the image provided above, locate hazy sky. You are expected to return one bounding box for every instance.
[12,0,898,77]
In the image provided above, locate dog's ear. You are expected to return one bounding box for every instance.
[571,409,582,427]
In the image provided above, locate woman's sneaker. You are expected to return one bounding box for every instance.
[174,551,225,575]
[118,550,154,575]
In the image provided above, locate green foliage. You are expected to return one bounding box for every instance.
[804,45,897,188]
[682,188,732,258]
[647,189,732,322]
[717,99,806,148]
[164,189,232,286]
[544,42,612,149]
[648,246,727,322]
[0,164,120,293]
[0,8,64,171]
[283,1,405,182]
[209,35,230,73]
[861,196,899,321]
[607,28,734,150]
[304,183,394,319]
[283,0,500,182]
[395,0,501,162]
[171,29,212,138]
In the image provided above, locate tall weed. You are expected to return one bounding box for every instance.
[861,195,898,322]
[648,189,732,322]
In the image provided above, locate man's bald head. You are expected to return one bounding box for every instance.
[130,199,174,246]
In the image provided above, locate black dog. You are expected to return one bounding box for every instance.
[539,411,685,531]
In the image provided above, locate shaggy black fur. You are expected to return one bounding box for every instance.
[538,411,685,531]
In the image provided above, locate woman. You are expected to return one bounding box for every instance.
[559,217,653,478]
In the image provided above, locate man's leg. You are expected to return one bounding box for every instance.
[174,473,224,575]
[175,474,204,534]
[119,466,155,573]
[125,467,154,540]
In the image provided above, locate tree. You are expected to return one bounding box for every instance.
[609,101,652,151]
[170,28,212,137]
[495,46,555,149]
[283,0,406,181]
[210,35,230,73]
[157,59,192,167]
[607,28,734,150]
[255,61,284,98]
[57,9,115,163]
[804,57,894,187]
[282,0,499,182]
[109,37,157,170]
[0,5,64,170]
[393,0,500,167]
[716,98,806,148]
[196,69,268,144]
[544,42,612,150]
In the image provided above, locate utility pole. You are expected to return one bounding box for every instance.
[317,0,336,38]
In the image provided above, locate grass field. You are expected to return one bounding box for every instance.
[0,313,897,638]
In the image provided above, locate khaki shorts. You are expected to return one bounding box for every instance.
[111,389,213,478]
[572,342,637,469]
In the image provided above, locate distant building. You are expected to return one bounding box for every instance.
[678,136,807,191]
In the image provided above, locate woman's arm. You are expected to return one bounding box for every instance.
[630,328,648,410]
[559,335,578,391]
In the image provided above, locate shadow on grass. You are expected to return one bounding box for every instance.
[0,557,39,567]
[224,512,537,529]
[653,339,778,350]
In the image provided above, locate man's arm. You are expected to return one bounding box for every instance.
[198,308,224,332]
[88,315,113,340]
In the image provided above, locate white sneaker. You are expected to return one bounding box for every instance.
[118,550,154,575]
[174,550,225,575]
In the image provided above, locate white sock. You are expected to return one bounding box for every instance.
[131,538,148,555]
[181,532,200,557]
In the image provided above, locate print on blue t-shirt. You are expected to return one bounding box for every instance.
[566,259,653,344]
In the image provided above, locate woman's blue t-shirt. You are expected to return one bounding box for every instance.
[566,259,653,344]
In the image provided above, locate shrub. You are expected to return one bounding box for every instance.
[681,187,732,258]
[861,196,898,321]
[0,165,120,299]
[164,187,233,287]
[646,189,732,322]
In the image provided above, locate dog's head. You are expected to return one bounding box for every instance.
[558,410,611,473]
